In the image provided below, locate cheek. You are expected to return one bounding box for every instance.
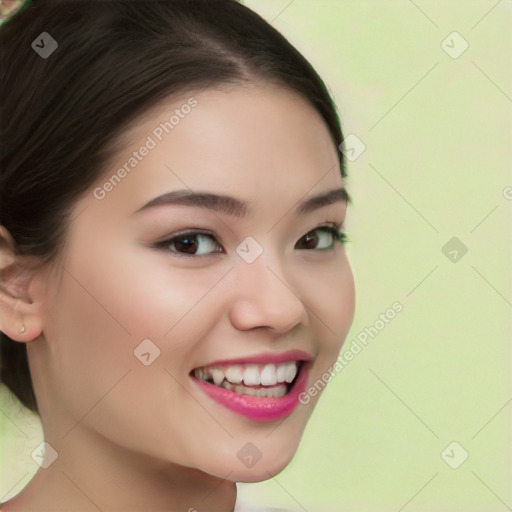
[42,262,198,457]
[334,262,356,340]
[43,264,136,424]
[96,242,231,338]
[44,241,227,434]
[304,256,355,351]
[59,236,221,347]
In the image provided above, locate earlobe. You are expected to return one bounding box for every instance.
[0,298,29,342]
[0,225,44,343]
[0,284,39,344]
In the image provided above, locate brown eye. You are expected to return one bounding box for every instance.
[155,232,223,256]
[295,226,345,251]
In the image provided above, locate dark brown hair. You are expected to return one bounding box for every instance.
[0,0,346,413]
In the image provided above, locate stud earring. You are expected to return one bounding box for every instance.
[16,299,26,334]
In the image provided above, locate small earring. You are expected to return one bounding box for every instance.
[16,300,26,334]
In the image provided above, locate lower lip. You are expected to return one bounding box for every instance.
[192,363,311,422]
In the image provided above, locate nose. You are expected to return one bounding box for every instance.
[228,254,310,335]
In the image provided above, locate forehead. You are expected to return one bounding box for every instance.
[82,82,343,221]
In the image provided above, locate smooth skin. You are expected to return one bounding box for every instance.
[0,82,355,511]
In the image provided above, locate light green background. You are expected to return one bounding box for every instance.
[1,1,511,510]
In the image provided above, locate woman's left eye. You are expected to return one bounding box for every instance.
[295,225,347,251]
[153,224,347,257]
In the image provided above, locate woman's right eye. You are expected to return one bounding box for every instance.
[154,231,224,257]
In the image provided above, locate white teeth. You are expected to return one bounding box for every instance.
[267,385,287,398]
[211,368,225,386]
[229,382,287,398]
[222,380,234,391]
[242,365,261,386]
[224,366,243,384]
[284,362,298,383]
[195,368,206,381]
[218,379,286,397]
[276,363,287,383]
[260,364,277,386]
[194,361,301,391]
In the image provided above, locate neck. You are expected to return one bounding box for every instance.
[2,423,237,512]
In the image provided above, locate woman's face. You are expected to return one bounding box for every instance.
[32,82,355,482]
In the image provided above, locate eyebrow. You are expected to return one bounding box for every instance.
[134,187,350,218]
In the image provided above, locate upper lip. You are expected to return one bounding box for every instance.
[192,349,313,369]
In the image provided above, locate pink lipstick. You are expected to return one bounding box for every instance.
[191,350,312,422]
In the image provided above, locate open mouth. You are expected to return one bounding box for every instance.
[191,360,305,399]
[190,350,313,421]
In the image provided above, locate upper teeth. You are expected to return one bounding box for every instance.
[194,361,300,387]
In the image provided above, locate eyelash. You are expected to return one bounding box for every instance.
[153,223,348,258]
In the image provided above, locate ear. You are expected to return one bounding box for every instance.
[0,225,45,343]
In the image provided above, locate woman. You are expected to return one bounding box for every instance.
[0,0,355,510]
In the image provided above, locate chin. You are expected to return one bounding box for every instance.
[230,456,293,483]
[201,439,300,484]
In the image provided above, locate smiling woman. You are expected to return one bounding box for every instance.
[0,1,354,511]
